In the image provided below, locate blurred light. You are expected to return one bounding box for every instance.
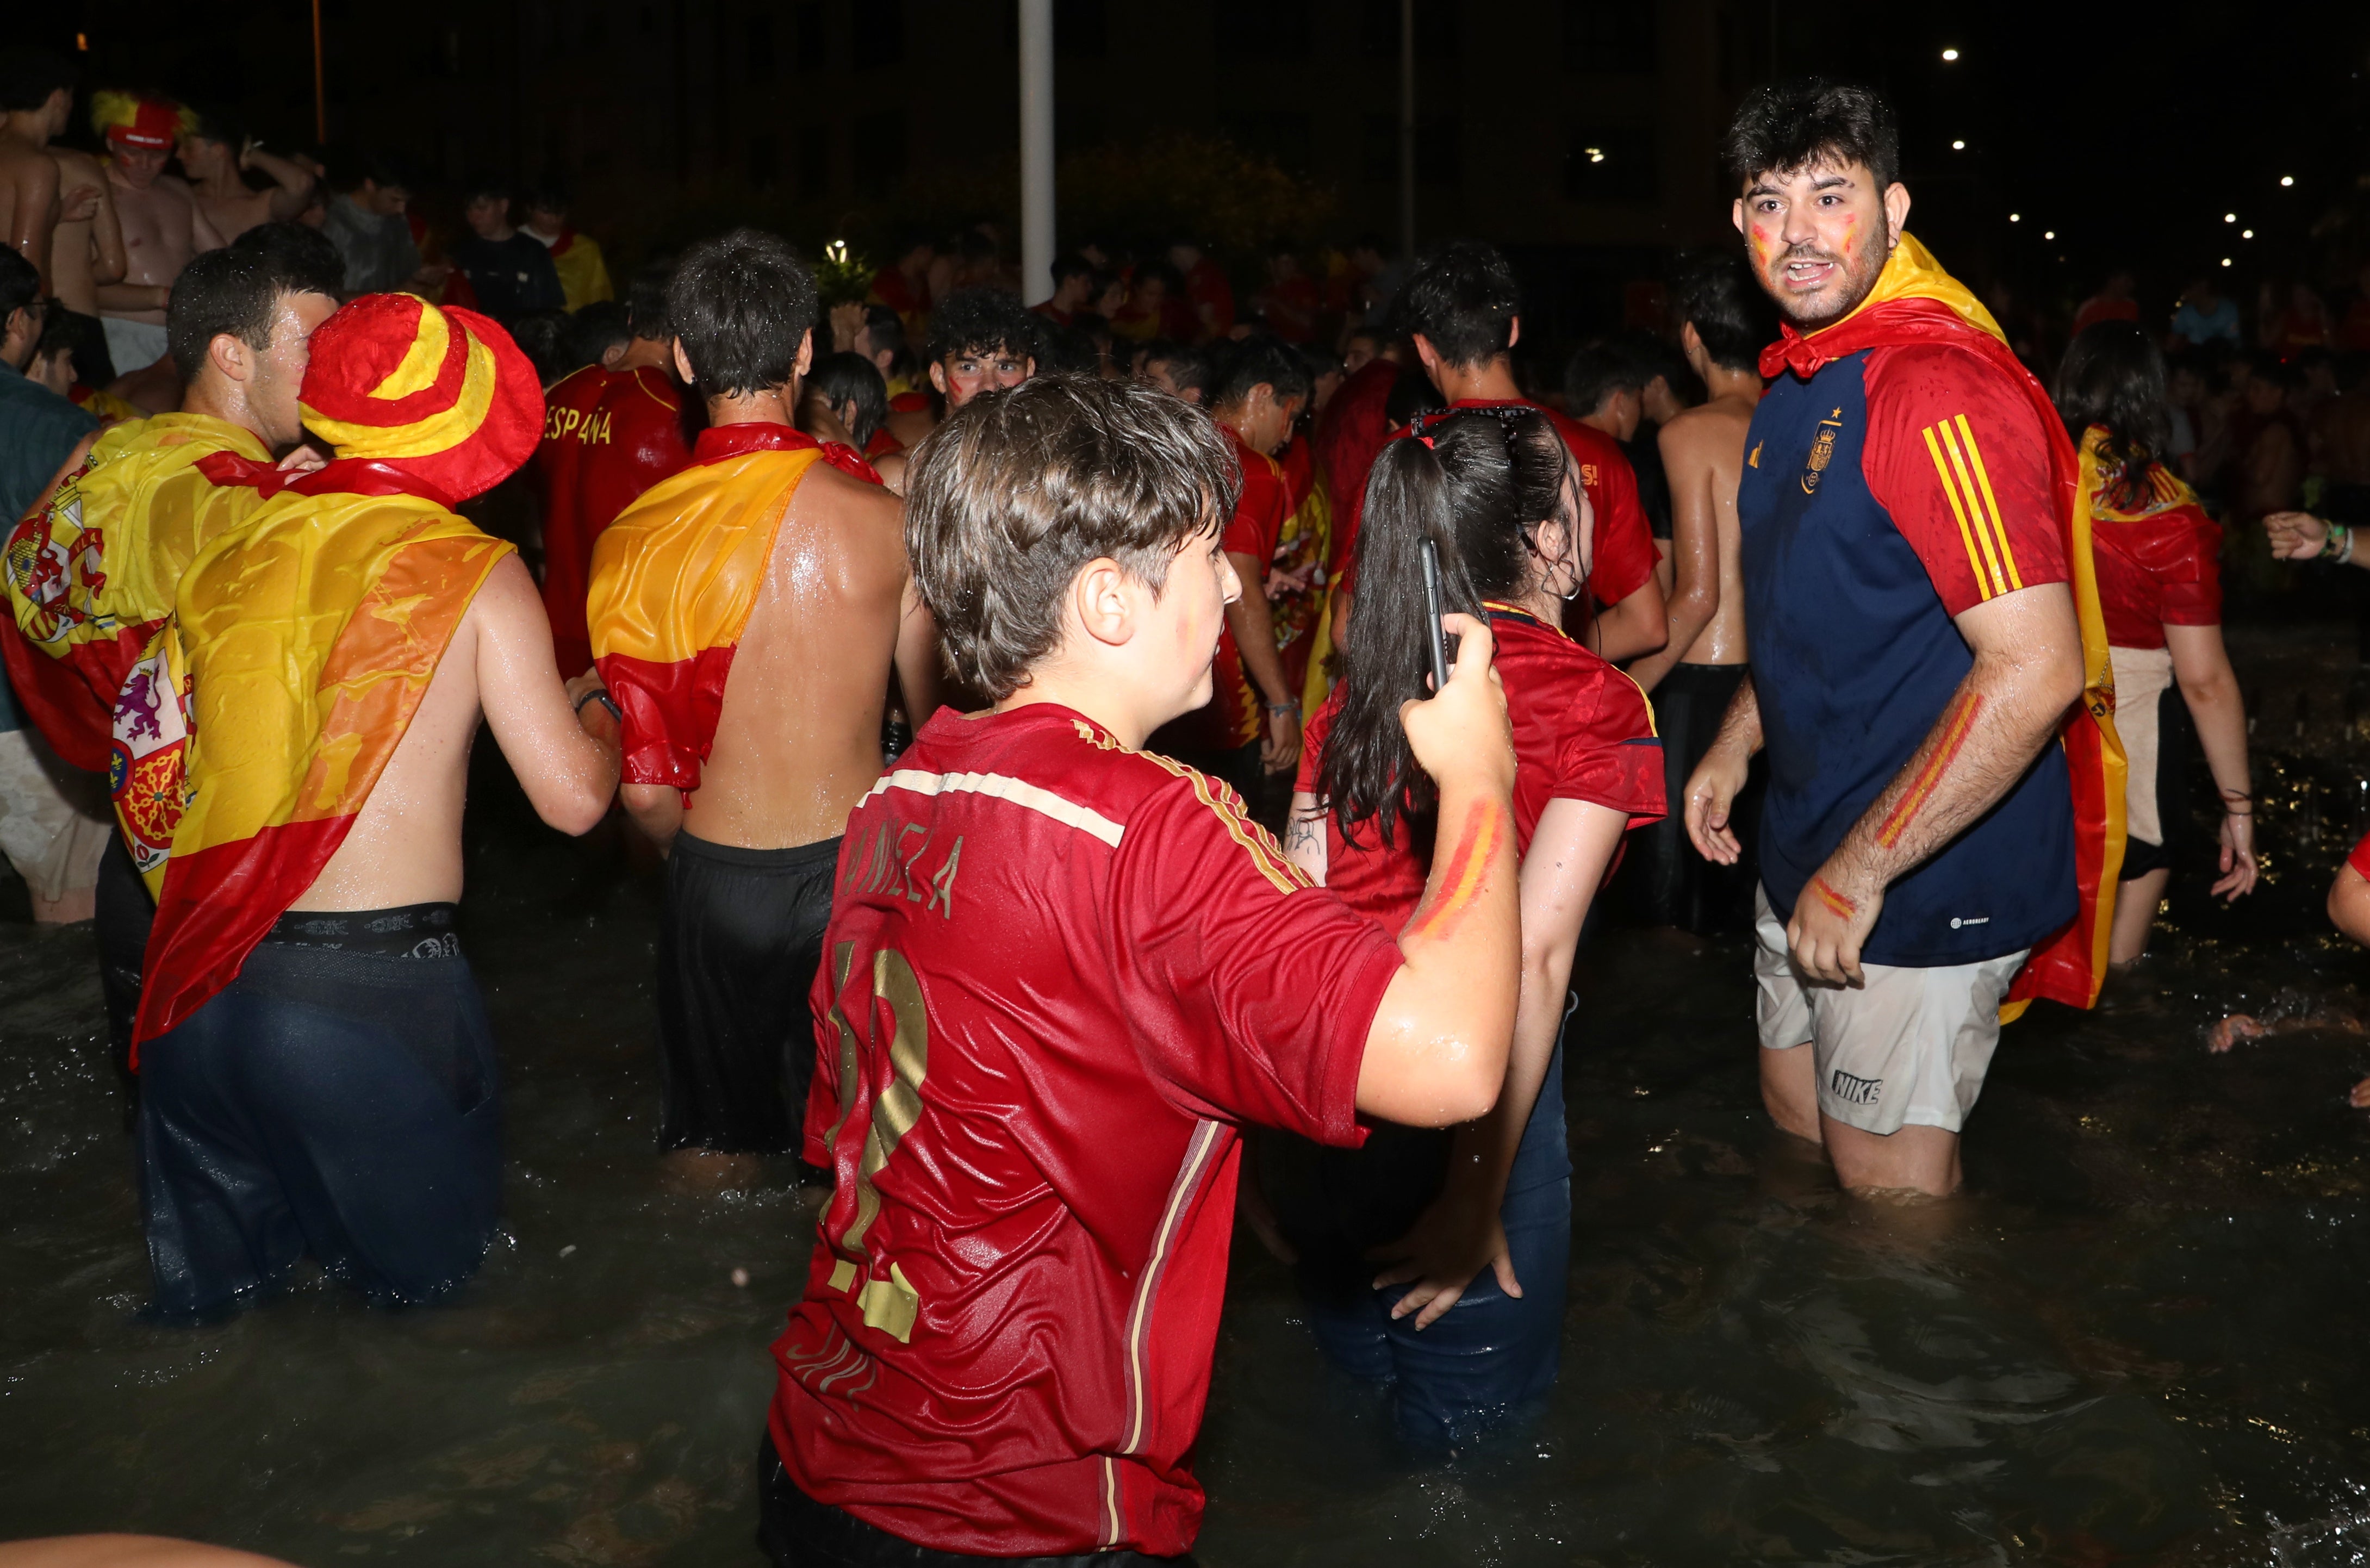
[2243,228,2255,239]
[1585,147,1604,164]
[2282,175,2296,186]
[1941,47,1960,60]
[2008,212,2021,222]
[1951,139,1966,150]
[2225,213,2237,222]
[2044,229,2056,239]
[2222,257,2234,267]
[74,31,87,49]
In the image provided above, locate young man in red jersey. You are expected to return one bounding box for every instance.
[762,374,1523,1564]
[1401,240,1669,664]
[1147,333,1309,817]
[532,264,691,676]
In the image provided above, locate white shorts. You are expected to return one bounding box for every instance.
[101,316,169,374]
[1753,888,2025,1136]
[0,726,111,905]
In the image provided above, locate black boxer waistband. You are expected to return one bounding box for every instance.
[265,902,462,959]
[673,830,844,873]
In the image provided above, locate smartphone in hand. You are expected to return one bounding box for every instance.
[1419,538,1454,692]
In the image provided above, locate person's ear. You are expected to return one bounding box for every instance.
[1680,320,1704,362]
[208,330,249,385]
[1883,182,1911,247]
[1411,333,1439,372]
[1508,315,1522,351]
[795,326,814,380]
[1071,557,1136,649]
[1022,358,1037,379]
[671,338,695,385]
[928,360,948,396]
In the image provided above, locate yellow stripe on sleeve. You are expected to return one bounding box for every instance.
[1937,419,2008,598]
[1921,423,2001,599]
[1953,414,2023,591]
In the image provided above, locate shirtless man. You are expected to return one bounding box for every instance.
[90,91,219,375]
[123,293,619,1320]
[587,228,940,1185]
[1625,252,1772,932]
[0,49,107,299]
[175,110,315,245]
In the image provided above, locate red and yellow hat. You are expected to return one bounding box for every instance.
[90,90,193,152]
[298,294,544,502]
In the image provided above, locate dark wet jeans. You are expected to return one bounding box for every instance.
[1299,1043,1572,1451]
[136,932,501,1321]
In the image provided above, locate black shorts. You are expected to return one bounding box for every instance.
[2119,681,2193,881]
[136,905,500,1321]
[756,1434,1195,1567]
[95,830,154,1113]
[657,831,839,1154]
[1622,662,1761,934]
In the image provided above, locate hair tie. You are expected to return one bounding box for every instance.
[1415,434,1435,449]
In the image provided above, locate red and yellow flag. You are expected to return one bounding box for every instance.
[1,413,271,771]
[115,471,513,1056]
[1765,234,2126,1017]
[587,424,845,795]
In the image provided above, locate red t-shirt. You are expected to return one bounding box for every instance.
[1156,424,1290,754]
[1448,399,1656,610]
[1315,359,1398,592]
[773,705,1400,1557]
[2091,474,2223,650]
[1858,344,2072,615]
[1259,274,1320,343]
[1294,607,1666,930]
[1184,257,1235,340]
[533,363,691,676]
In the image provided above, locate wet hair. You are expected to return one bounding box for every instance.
[230,220,346,299]
[569,301,631,368]
[1563,339,1647,417]
[509,309,577,386]
[665,227,817,399]
[32,298,80,377]
[1050,252,1096,288]
[1139,339,1208,400]
[904,374,1239,701]
[1398,240,1522,369]
[0,246,36,333]
[927,287,1037,368]
[1384,359,1447,427]
[2054,322,2172,507]
[1037,321,1103,376]
[0,47,76,113]
[165,246,322,385]
[1320,409,1570,843]
[1668,249,1778,371]
[859,301,904,354]
[807,350,888,446]
[1208,330,1314,412]
[1722,78,1899,192]
[624,260,673,341]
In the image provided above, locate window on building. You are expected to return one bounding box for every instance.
[855,110,906,197]
[1565,125,1657,201]
[1562,1,1654,73]
[851,0,902,69]
[794,3,826,70]
[748,14,775,84]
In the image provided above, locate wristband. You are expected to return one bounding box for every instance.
[2325,521,2350,561]
[2344,526,2359,567]
[1266,701,1298,717]
[575,687,623,724]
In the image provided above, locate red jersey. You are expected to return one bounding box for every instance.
[533,364,691,676]
[1157,424,1290,754]
[1259,273,1320,343]
[1295,606,1664,928]
[1448,399,1656,610]
[773,704,1399,1556]
[1315,358,1398,591]
[2089,463,2223,650]
[863,426,904,460]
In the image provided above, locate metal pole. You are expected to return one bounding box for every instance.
[1019,0,1056,305]
[1398,0,1415,262]
[311,0,326,144]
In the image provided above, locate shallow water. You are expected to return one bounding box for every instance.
[8,622,2370,1565]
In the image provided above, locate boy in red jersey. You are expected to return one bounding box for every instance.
[1400,240,1669,664]
[763,375,1525,1563]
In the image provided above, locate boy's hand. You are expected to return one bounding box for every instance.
[1684,742,1749,864]
[1400,612,1511,798]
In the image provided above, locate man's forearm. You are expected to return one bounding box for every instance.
[96,282,165,312]
[1712,670,1763,759]
[1589,582,1668,663]
[621,782,685,855]
[1223,570,1292,706]
[1825,652,2069,896]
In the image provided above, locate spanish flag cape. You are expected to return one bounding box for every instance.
[113,458,514,1057]
[1761,234,2126,1017]
[1,413,271,771]
[587,421,875,796]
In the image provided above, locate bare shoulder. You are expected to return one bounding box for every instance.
[463,549,539,626]
[1659,399,1750,460]
[800,461,904,530]
[49,146,104,179]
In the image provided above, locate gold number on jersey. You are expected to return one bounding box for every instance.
[820,941,929,1343]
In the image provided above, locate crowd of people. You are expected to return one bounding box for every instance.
[5,41,2370,1568]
